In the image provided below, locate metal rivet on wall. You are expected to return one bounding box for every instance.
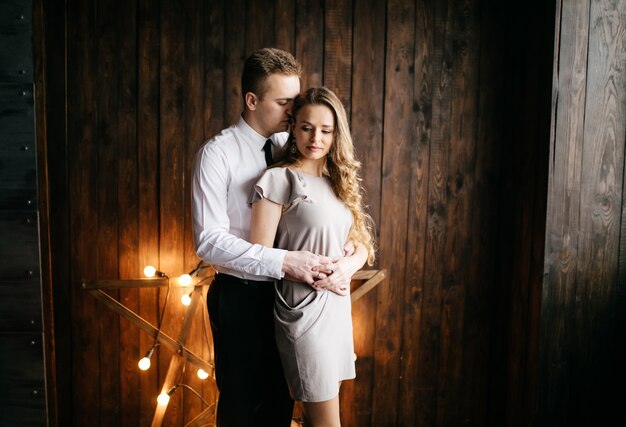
[31,390,38,397]
[18,69,27,75]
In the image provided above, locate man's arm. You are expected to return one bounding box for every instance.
[192,145,286,278]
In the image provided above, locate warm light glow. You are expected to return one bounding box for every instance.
[179,274,192,286]
[197,368,209,380]
[157,392,170,406]
[144,265,156,278]
[138,356,151,371]
[181,293,192,306]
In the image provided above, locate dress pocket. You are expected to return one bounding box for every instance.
[274,281,328,342]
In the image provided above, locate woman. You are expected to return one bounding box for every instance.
[249,87,376,426]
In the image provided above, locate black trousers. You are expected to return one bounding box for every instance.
[207,273,294,426]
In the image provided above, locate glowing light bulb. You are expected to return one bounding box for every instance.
[197,368,209,380]
[179,274,192,286]
[181,293,192,306]
[144,265,156,278]
[157,392,170,406]
[138,356,151,371]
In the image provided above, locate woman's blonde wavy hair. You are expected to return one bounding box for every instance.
[277,87,376,264]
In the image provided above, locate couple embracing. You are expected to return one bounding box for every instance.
[192,48,375,427]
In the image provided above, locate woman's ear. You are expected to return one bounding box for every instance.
[244,92,257,111]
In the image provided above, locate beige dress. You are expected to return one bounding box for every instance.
[250,167,356,402]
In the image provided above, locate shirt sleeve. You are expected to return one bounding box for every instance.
[191,143,286,279]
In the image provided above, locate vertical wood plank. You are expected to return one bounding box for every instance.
[245,0,275,54]
[95,0,121,423]
[117,0,140,424]
[461,0,505,424]
[411,0,451,425]
[66,0,100,424]
[203,0,225,140]
[274,0,295,53]
[436,1,479,424]
[295,0,324,89]
[183,0,207,420]
[540,0,589,423]
[137,0,161,423]
[224,0,245,125]
[159,0,186,423]
[371,0,415,424]
[572,0,625,423]
[345,1,385,424]
[323,0,352,117]
[397,0,435,423]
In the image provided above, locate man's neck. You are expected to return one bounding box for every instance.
[241,111,270,138]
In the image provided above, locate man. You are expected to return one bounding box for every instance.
[191,48,367,426]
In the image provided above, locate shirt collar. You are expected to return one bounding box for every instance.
[236,116,273,149]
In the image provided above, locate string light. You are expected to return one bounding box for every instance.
[138,266,171,372]
[157,391,171,406]
[181,292,192,306]
[197,368,209,380]
[138,346,157,371]
[177,261,211,306]
[160,384,211,407]
[178,274,192,286]
[144,265,168,278]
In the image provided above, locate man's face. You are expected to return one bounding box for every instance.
[252,74,300,137]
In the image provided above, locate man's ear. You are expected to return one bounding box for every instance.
[245,92,257,111]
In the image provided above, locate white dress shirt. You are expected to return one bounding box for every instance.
[192,116,288,280]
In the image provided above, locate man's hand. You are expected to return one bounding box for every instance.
[283,250,332,285]
[312,243,368,296]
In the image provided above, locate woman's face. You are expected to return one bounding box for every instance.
[293,104,335,162]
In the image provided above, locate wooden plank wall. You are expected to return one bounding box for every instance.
[34,0,566,425]
[541,0,626,425]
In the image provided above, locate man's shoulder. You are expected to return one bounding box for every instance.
[198,124,242,155]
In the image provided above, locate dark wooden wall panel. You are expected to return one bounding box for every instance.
[34,0,626,426]
[541,0,626,425]
[1,0,48,424]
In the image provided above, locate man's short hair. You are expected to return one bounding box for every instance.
[241,48,302,101]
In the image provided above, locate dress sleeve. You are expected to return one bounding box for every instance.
[249,167,308,206]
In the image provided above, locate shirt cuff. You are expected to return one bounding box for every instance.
[261,247,287,279]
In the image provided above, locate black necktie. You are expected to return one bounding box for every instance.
[263,139,275,166]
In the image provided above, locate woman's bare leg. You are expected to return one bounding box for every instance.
[302,395,340,427]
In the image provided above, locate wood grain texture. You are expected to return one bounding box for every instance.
[137,0,161,421]
[541,0,626,425]
[66,0,100,425]
[324,0,353,116]
[159,0,186,423]
[371,0,415,424]
[116,0,140,424]
[295,0,324,89]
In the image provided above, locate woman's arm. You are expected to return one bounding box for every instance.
[250,198,283,247]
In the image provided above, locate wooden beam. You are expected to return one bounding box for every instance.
[151,287,204,426]
[84,288,214,375]
[351,269,386,302]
